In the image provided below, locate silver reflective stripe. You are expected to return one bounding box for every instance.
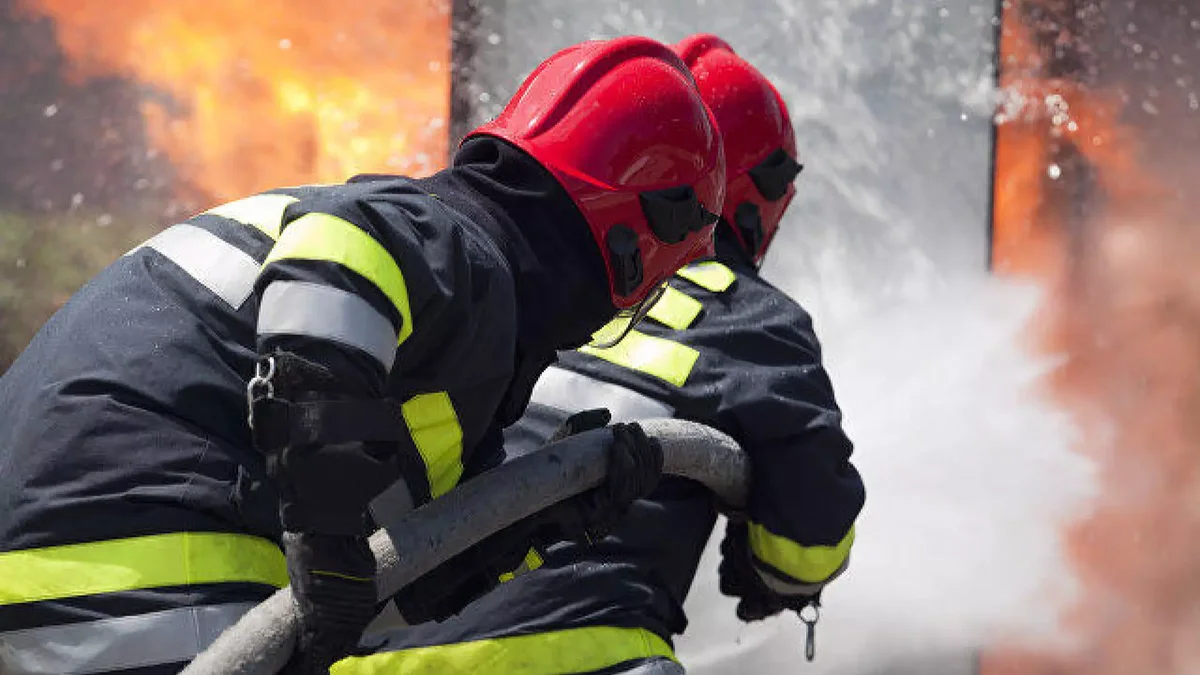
[530,366,674,422]
[138,224,261,309]
[258,280,399,371]
[0,602,256,675]
[616,658,687,674]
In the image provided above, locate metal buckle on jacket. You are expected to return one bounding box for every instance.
[246,355,277,430]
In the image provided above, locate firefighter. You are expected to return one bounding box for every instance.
[0,36,726,675]
[338,34,865,675]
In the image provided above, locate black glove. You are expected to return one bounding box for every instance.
[249,351,401,672]
[543,419,664,544]
[718,520,817,622]
[281,533,378,674]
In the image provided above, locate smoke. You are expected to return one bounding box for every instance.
[675,274,1096,674]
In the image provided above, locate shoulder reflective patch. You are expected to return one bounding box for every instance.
[578,330,699,388]
[330,626,677,675]
[748,522,855,585]
[676,260,736,293]
[0,602,256,675]
[0,532,287,606]
[259,281,400,372]
[203,194,299,240]
[264,212,414,344]
[530,366,674,422]
[137,224,261,310]
[645,285,703,330]
[401,392,465,499]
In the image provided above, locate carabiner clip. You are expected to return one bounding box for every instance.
[798,600,820,662]
[246,355,277,429]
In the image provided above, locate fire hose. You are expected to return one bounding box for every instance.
[182,418,748,675]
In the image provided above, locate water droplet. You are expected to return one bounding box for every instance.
[70,193,84,208]
[1047,164,1062,180]
[97,214,113,227]
[487,33,501,45]
[1132,43,1144,54]
[278,38,291,50]
[43,104,58,117]
[428,60,442,72]
[1141,100,1159,115]
[552,18,564,29]
[938,6,949,17]
[1189,93,1199,111]
[478,92,491,103]
[134,178,150,190]
[960,113,968,121]
[1067,120,1079,132]
[50,159,63,171]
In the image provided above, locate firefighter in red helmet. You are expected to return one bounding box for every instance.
[344,34,864,675]
[0,36,724,674]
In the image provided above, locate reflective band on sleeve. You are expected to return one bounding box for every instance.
[330,626,677,675]
[138,224,261,309]
[530,366,674,422]
[0,602,257,675]
[645,286,703,330]
[203,194,299,240]
[258,281,400,372]
[264,213,414,344]
[748,522,856,585]
[0,532,287,606]
[676,261,736,293]
[400,392,465,499]
[579,330,700,387]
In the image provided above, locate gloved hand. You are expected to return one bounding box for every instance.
[249,351,401,672]
[543,418,664,544]
[717,519,818,622]
[282,533,378,674]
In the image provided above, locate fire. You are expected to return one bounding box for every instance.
[14,0,452,203]
[986,1,1200,674]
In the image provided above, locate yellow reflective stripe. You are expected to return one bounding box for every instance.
[203,194,299,240]
[401,392,465,498]
[498,548,545,583]
[331,626,676,675]
[0,532,288,606]
[676,261,736,292]
[579,330,699,387]
[264,213,414,344]
[748,522,855,584]
[645,285,703,330]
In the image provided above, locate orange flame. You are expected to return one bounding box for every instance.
[986,2,1200,674]
[14,0,452,203]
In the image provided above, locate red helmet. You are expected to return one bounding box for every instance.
[465,36,726,308]
[674,34,803,266]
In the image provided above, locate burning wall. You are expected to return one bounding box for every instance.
[10,0,454,206]
[985,0,1200,673]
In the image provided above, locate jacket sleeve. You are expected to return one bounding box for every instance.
[252,182,473,510]
[713,287,864,593]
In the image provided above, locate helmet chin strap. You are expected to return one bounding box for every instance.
[587,280,669,350]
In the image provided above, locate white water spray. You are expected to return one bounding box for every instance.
[676,276,1096,674]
